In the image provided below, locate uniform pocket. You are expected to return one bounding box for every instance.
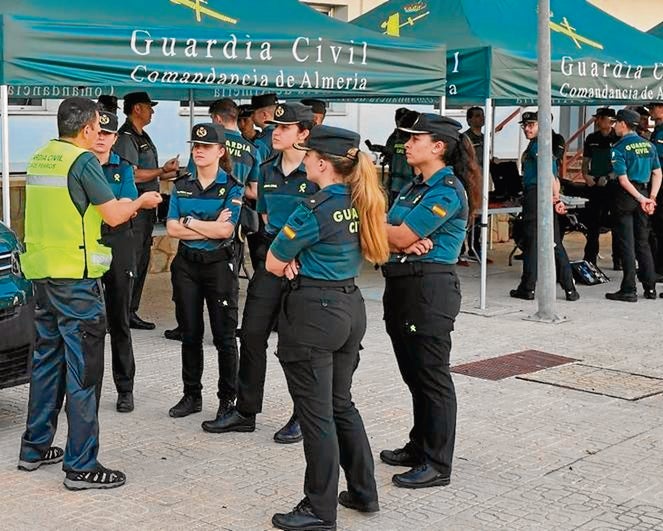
[80,322,106,388]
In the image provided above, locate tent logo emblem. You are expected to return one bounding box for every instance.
[170,0,238,25]
[549,15,604,50]
[380,9,430,37]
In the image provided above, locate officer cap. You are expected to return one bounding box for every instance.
[98,95,118,114]
[615,109,640,127]
[593,108,616,119]
[98,111,119,133]
[266,103,314,125]
[123,91,158,115]
[294,125,360,160]
[519,111,538,124]
[398,113,462,143]
[187,123,226,145]
[251,93,278,109]
[238,104,254,118]
[301,98,327,115]
[647,101,663,110]
[630,105,650,117]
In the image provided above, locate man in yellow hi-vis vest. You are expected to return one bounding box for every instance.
[17,97,162,491]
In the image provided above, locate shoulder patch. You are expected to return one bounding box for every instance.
[443,175,457,187]
[302,189,333,211]
[431,204,447,218]
[175,172,191,181]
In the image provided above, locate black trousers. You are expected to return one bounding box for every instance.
[383,270,461,478]
[130,208,155,315]
[170,253,239,400]
[519,189,575,292]
[101,227,136,393]
[278,281,377,523]
[236,262,285,415]
[651,192,663,275]
[614,185,655,293]
[583,183,610,265]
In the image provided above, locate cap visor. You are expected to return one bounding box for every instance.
[293,142,311,151]
[397,126,430,134]
[187,140,222,145]
[265,119,300,125]
[99,127,117,133]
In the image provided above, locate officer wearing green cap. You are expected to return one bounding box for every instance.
[266,125,388,530]
[203,103,317,443]
[251,93,279,160]
[91,110,139,413]
[606,108,661,302]
[510,111,579,302]
[18,97,162,490]
[381,113,481,489]
[166,123,243,419]
[581,107,619,267]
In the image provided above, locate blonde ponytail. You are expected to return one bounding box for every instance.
[317,151,390,264]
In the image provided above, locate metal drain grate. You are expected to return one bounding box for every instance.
[517,364,663,400]
[451,350,578,381]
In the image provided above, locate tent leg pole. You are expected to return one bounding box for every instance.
[189,90,195,132]
[439,95,446,115]
[1,85,10,227]
[479,97,493,311]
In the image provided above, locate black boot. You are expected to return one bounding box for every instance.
[338,491,379,513]
[201,403,255,433]
[605,290,637,302]
[392,464,451,489]
[379,444,423,468]
[274,413,303,444]
[272,498,336,531]
[129,313,155,330]
[510,287,535,300]
[168,395,202,418]
[116,391,134,413]
[164,326,182,341]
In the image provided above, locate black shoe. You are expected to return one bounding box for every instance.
[129,313,156,330]
[338,491,379,513]
[510,287,535,300]
[605,291,637,302]
[613,262,623,271]
[168,395,202,418]
[202,405,255,433]
[644,288,657,300]
[164,326,182,341]
[565,290,580,302]
[274,414,303,444]
[392,464,451,489]
[379,445,422,468]
[514,253,524,261]
[272,498,336,531]
[17,446,64,472]
[116,391,134,413]
[63,464,126,491]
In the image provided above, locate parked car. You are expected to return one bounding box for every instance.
[0,221,34,389]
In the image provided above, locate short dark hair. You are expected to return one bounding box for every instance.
[209,98,239,121]
[466,106,484,122]
[57,97,98,138]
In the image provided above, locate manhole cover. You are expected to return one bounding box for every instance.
[517,364,663,400]
[451,350,577,380]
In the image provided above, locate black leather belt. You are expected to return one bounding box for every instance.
[382,262,455,278]
[178,243,234,264]
[289,276,355,291]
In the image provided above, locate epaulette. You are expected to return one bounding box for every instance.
[443,174,457,187]
[259,153,279,168]
[175,171,192,181]
[302,189,333,211]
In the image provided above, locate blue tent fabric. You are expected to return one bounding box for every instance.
[354,0,663,105]
[0,0,446,103]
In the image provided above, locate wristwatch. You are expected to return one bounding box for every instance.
[182,216,193,227]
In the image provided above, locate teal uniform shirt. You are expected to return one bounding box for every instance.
[652,123,663,167]
[583,130,618,177]
[254,125,275,162]
[167,169,243,251]
[257,152,318,235]
[186,130,262,185]
[522,138,558,188]
[114,120,159,193]
[101,152,138,200]
[387,166,468,264]
[270,184,363,280]
[611,132,661,184]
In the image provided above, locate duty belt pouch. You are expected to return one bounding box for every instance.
[570,260,609,285]
[238,203,260,240]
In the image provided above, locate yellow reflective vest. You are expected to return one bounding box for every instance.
[22,140,111,280]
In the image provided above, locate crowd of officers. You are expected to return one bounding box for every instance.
[14,90,661,530]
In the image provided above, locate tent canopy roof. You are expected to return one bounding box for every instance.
[354,0,663,105]
[0,0,446,103]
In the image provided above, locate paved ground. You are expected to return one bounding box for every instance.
[2,233,663,530]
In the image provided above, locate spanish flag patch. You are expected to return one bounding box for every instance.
[283,225,297,240]
[431,204,447,218]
